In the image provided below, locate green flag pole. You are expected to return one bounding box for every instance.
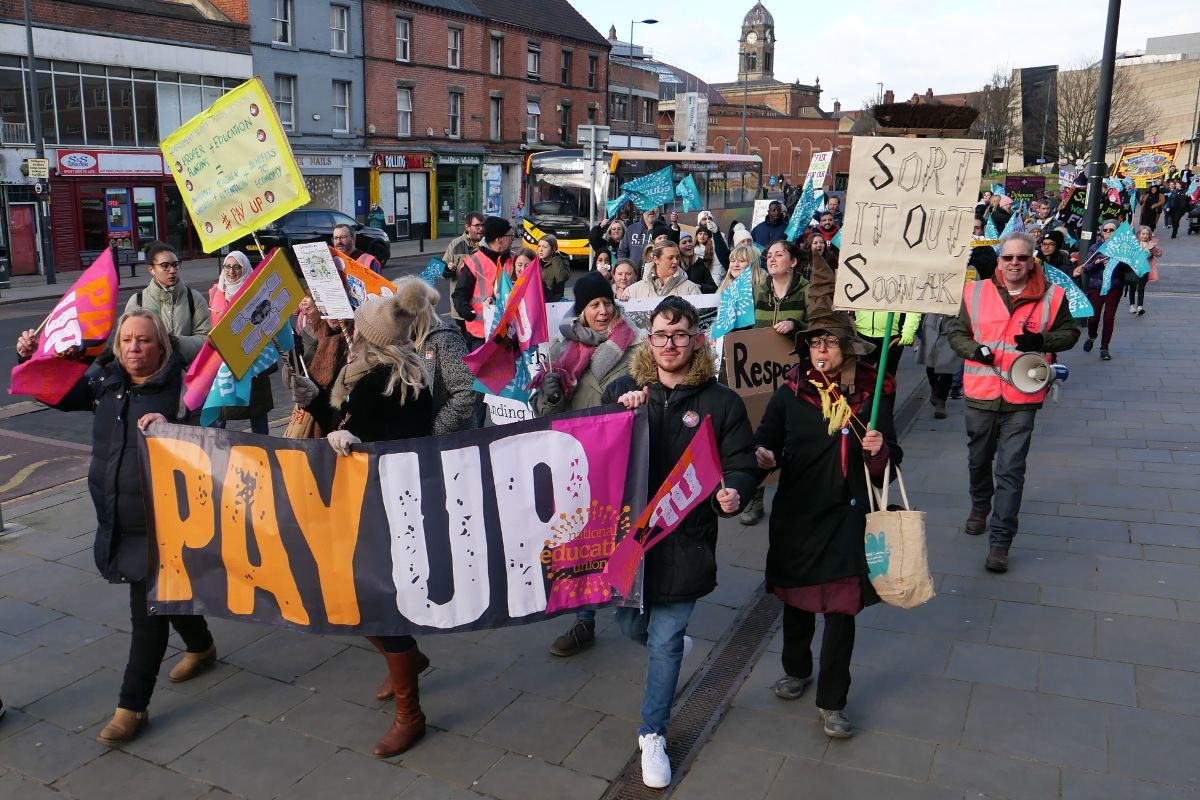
[867,312,895,431]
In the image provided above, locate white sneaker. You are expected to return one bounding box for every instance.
[639,733,671,788]
[1129,305,1138,314]
[682,635,694,661]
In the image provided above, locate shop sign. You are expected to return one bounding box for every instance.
[57,150,166,176]
[435,154,482,166]
[296,156,336,167]
[372,152,434,170]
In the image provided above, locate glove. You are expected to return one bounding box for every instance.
[706,218,718,233]
[291,375,319,406]
[541,372,563,405]
[1013,331,1045,352]
[898,333,915,347]
[326,430,361,457]
[972,345,995,365]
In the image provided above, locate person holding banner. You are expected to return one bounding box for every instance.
[617,207,663,263]
[453,216,515,350]
[333,224,382,275]
[208,252,275,435]
[16,309,217,744]
[589,217,626,266]
[406,279,481,435]
[603,297,757,788]
[125,241,211,362]
[692,216,730,286]
[716,244,767,295]
[1076,221,1126,360]
[950,232,1080,573]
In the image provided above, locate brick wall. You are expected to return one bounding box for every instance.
[363,0,606,150]
[0,0,250,52]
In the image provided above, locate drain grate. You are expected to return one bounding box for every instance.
[602,588,783,800]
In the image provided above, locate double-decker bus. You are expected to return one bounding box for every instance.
[521,150,763,264]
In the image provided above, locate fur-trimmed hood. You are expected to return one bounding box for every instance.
[629,340,717,387]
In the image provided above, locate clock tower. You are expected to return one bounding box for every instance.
[737,2,775,83]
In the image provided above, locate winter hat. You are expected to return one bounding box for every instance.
[353,278,437,348]
[650,222,676,243]
[999,195,1014,209]
[482,216,512,243]
[678,230,693,242]
[573,270,616,315]
[732,224,753,246]
[792,251,874,394]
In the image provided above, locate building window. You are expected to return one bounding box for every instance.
[448,28,461,69]
[490,97,501,140]
[526,101,540,142]
[559,105,570,143]
[560,51,571,85]
[527,45,540,78]
[332,80,349,132]
[490,37,502,75]
[275,74,295,130]
[397,88,412,136]
[396,18,410,62]
[642,99,654,125]
[745,52,757,72]
[330,5,348,53]
[611,94,628,121]
[448,91,461,138]
[587,106,596,124]
[588,55,597,89]
[272,0,293,45]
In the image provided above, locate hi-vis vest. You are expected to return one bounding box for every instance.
[463,251,500,338]
[963,278,1065,404]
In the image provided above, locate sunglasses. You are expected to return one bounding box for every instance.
[998,254,1032,263]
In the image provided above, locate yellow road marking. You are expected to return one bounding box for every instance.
[0,460,51,494]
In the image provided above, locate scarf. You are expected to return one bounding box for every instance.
[219,252,252,300]
[308,322,349,389]
[329,358,373,408]
[529,315,638,401]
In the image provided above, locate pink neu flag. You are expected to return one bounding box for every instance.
[181,259,264,411]
[603,415,725,597]
[462,267,548,394]
[10,250,119,404]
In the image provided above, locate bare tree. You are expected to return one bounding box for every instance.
[964,66,1020,166]
[1057,55,1159,164]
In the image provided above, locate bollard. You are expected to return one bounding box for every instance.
[419,233,425,254]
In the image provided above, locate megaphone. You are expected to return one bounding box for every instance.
[1009,352,1069,399]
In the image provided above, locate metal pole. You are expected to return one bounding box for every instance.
[1190,76,1200,168]
[23,0,55,284]
[1080,0,1121,246]
[868,312,895,431]
[628,20,634,150]
[741,76,748,156]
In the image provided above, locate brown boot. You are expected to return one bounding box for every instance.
[964,507,989,536]
[985,546,1009,573]
[97,708,148,744]
[934,399,947,419]
[366,637,429,702]
[168,644,217,683]
[374,649,426,757]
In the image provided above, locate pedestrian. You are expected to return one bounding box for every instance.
[406,278,481,434]
[731,223,754,250]
[678,231,717,293]
[589,217,626,266]
[914,313,963,420]
[752,201,789,247]
[617,207,663,262]
[1036,230,1069,270]
[625,240,702,299]
[991,195,1014,230]
[512,247,537,280]
[603,297,757,788]
[716,244,766,294]
[594,250,613,278]
[442,212,484,336]
[612,259,638,301]
[208,251,274,435]
[855,309,919,379]
[531,271,644,657]
[367,203,386,230]
[536,235,571,302]
[1164,180,1191,239]
[332,223,382,275]
[1126,225,1161,315]
[291,285,437,757]
[452,216,514,351]
[125,241,211,362]
[812,195,844,227]
[949,231,1080,572]
[1076,220,1125,360]
[695,211,731,284]
[976,190,993,219]
[814,212,840,243]
[1139,185,1165,231]
[752,247,898,739]
[801,231,830,280]
[16,309,217,744]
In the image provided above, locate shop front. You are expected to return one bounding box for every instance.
[371,151,434,241]
[484,153,523,226]
[434,152,484,229]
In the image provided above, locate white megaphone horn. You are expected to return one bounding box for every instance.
[1008,352,1069,401]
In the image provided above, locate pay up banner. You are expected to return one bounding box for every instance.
[160,78,309,253]
[140,406,649,634]
[835,137,985,315]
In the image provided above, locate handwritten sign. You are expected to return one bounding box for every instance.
[834,137,984,315]
[333,249,396,308]
[160,78,309,253]
[805,151,834,196]
[207,248,304,380]
[293,242,354,319]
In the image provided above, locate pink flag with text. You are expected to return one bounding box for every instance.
[10,250,119,404]
[182,259,263,411]
[462,267,548,394]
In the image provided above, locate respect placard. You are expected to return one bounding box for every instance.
[835,137,985,315]
[161,78,309,253]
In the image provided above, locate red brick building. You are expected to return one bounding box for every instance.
[362,0,608,236]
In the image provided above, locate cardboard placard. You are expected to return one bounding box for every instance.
[332,248,396,308]
[718,327,798,485]
[207,248,304,380]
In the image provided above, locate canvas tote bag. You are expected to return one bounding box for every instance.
[863,462,935,609]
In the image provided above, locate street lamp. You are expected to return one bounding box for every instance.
[628,19,657,149]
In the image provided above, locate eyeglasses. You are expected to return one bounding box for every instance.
[1101,228,1116,234]
[153,261,182,271]
[806,335,840,349]
[649,332,697,347]
[223,263,244,270]
[997,254,1032,263]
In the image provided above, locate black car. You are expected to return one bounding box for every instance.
[234,209,391,266]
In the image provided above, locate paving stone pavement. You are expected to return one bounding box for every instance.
[1,230,1199,799]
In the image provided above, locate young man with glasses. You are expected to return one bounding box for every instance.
[949,232,1080,573]
[602,296,757,788]
[124,241,211,363]
[443,212,485,337]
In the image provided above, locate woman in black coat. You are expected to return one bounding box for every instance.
[589,218,626,267]
[15,308,216,745]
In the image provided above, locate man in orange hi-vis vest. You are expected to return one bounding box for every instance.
[948,232,1080,574]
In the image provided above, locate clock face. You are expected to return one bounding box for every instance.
[745,31,758,44]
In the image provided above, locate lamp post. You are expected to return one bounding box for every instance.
[627,19,657,149]
[23,0,55,284]
[1080,0,1121,246]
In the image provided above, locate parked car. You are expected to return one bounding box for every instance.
[233,209,390,266]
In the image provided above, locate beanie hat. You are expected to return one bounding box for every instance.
[678,230,693,241]
[482,216,512,243]
[999,195,1013,209]
[353,278,437,348]
[1042,229,1065,249]
[573,270,615,315]
[732,224,753,246]
[649,222,676,243]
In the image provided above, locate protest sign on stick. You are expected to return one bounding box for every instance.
[805,151,834,196]
[293,242,354,319]
[207,248,304,380]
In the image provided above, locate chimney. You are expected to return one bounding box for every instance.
[833,100,841,113]
[608,24,617,41]
[883,90,894,105]
[926,88,934,98]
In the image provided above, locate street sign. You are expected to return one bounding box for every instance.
[26,158,49,179]
[33,182,43,194]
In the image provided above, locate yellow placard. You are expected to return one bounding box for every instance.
[160,77,310,253]
[208,248,305,380]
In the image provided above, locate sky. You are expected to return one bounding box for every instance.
[576,0,1199,110]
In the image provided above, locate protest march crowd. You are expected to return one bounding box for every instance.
[5,131,1198,790]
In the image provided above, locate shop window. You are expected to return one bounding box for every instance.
[275,75,295,131]
[396,18,410,62]
[330,5,348,53]
[448,91,461,138]
[397,88,412,136]
[273,0,294,45]
[332,80,349,132]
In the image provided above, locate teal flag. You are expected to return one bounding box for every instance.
[1040,262,1094,319]
[202,324,294,428]
[606,193,631,218]
[985,216,1000,253]
[831,228,843,249]
[1096,221,1149,295]
[675,175,702,213]
[786,177,820,241]
[420,257,446,286]
[711,267,756,338]
[620,167,675,211]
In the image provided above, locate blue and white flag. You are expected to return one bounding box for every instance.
[201,324,294,428]
[1096,221,1150,294]
[831,227,843,249]
[606,193,631,218]
[620,167,675,211]
[985,216,1001,252]
[786,177,820,241]
[675,175,702,213]
[711,268,756,339]
[1040,262,1093,319]
[419,257,446,286]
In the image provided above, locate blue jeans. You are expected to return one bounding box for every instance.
[575,610,596,623]
[212,416,270,435]
[617,600,696,736]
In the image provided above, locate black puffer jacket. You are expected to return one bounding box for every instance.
[48,353,189,583]
[602,345,757,603]
[306,362,433,444]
